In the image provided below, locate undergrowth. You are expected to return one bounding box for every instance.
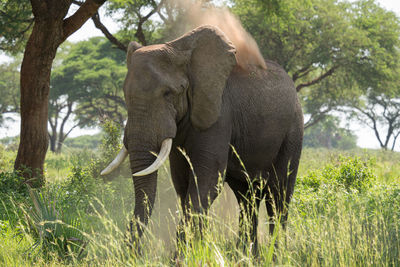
[0,145,399,266]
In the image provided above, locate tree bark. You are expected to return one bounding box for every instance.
[14,20,63,187]
[14,0,106,187]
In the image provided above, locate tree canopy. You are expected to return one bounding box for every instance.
[0,0,33,53]
[49,37,127,152]
[232,0,400,129]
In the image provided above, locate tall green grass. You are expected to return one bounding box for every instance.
[0,148,399,266]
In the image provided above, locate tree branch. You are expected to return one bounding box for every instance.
[62,0,106,41]
[353,105,385,148]
[91,12,127,52]
[296,65,338,92]
[391,131,400,151]
[304,107,331,129]
[135,0,165,45]
[292,63,313,82]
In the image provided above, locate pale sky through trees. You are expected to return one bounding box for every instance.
[0,0,400,150]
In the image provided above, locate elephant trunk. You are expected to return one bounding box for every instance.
[124,108,176,240]
[129,149,158,239]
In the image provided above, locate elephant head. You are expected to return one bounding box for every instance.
[101,25,237,237]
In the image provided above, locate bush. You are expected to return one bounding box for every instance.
[0,144,15,172]
[0,171,30,224]
[0,171,28,196]
[86,119,126,178]
[63,134,102,150]
[298,155,376,193]
[0,136,19,151]
[26,188,87,261]
[60,164,98,214]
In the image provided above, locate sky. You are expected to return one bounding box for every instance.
[1,0,400,150]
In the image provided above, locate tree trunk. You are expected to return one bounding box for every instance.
[14,20,63,187]
[49,132,57,153]
[14,0,106,187]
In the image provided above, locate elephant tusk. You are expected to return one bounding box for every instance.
[100,146,128,175]
[132,138,172,177]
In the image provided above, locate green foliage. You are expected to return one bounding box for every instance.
[100,119,123,161]
[0,0,33,53]
[0,171,29,224]
[61,163,98,214]
[333,156,376,192]
[0,171,28,196]
[0,219,33,265]
[51,37,127,129]
[299,155,376,192]
[26,188,87,260]
[88,118,130,179]
[0,143,15,171]
[63,134,102,150]
[47,38,127,153]
[232,0,400,129]
[0,135,19,151]
[106,0,161,45]
[0,146,400,265]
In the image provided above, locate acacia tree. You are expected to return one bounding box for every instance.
[350,87,400,151]
[0,0,33,53]
[347,0,400,150]
[14,0,106,187]
[232,0,400,128]
[49,37,126,153]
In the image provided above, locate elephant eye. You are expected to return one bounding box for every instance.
[163,90,172,98]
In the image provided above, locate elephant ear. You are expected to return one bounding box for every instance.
[168,25,237,130]
[126,41,142,67]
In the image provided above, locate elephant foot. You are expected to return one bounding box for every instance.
[124,220,144,256]
[236,234,259,258]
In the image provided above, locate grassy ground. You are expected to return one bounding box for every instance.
[0,146,399,266]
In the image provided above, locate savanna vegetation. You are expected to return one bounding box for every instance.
[1,0,400,265]
[1,124,399,265]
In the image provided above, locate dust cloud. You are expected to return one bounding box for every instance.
[169,0,267,69]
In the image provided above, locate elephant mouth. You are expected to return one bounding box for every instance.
[100,138,173,176]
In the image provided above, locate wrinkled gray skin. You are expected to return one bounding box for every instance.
[123,25,303,252]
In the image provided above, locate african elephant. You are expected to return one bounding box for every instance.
[101,25,303,252]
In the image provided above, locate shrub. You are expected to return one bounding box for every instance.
[0,171,30,222]
[26,188,87,261]
[298,156,376,193]
[87,119,127,178]
[0,171,28,196]
[0,144,15,172]
[326,156,376,192]
[58,162,99,215]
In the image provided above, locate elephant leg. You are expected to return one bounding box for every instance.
[170,145,190,211]
[179,119,231,235]
[182,152,227,223]
[227,177,262,255]
[169,145,191,243]
[268,132,302,231]
[184,149,229,239]
[265,192,276,235]
[176,162,225,245]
